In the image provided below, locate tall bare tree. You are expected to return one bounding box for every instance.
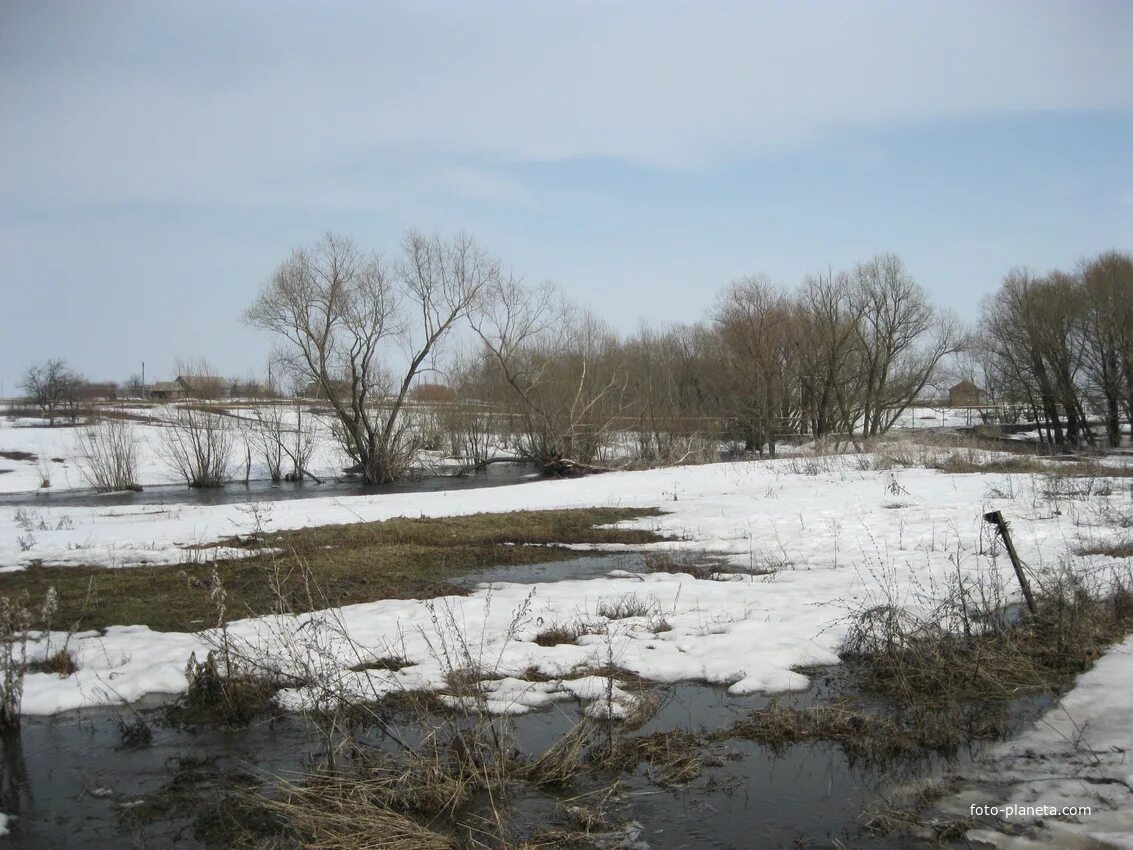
[1081,251,1133,446]
[246,231,496,483]
[847,254,963,439]
[714,277,799,456]
[792,270,861,440]
[20,359,82,425]
[470,279,628,471]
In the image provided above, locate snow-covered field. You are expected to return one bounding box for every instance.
[0,406,349,493]
[3,418,1132,846]
[0,403,1007,495]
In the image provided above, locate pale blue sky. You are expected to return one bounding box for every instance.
[1,0,1131,390]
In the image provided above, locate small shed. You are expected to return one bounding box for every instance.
[949,380,985,407]
[149,381,182,401]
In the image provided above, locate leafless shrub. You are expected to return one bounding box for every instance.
[74,416,140,492]
[247,402,318,482]
[596,593,658,620]
[158,405,235,487]
[0,592,31,730]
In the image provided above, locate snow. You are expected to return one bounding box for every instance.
[9,449,1131,715]
[0,812,10,837]
[4,435,1132,848]
[942,635,1133,848]
[0,406,346,494]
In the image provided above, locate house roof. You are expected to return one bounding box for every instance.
[176,375,227,388]
[950,379,982,392]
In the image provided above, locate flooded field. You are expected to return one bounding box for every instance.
[0,462,539,510]
[0,552,1059,849]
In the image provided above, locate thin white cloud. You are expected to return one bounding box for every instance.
[439,166,538,209]
[1,0,1131,208]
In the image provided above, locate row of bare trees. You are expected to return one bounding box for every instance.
[21,232,1130,487]
[248,232,1037,475]
[980,251,1133,448]
[448,252,962,463]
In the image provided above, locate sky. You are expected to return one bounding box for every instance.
[1,0,1131,391]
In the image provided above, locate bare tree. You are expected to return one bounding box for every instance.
[792,270,861,441]
[123,373,146,399]
[623,322,723,464]
[1081,251,1133,446]
[247,402,319,482]
[471,279,628,471]
[714,277,799,457]
[982,269,1093,448]
[20,359,82,425]
[246,231,496,484]
[75,417,140,491]
[158,406,235,487]
[847,254,963,439]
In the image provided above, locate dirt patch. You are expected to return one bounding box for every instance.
[0,450,36,462]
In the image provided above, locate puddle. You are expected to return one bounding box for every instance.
[0,670,1054,849]
[0,462,537,509]
[453,553,650,587]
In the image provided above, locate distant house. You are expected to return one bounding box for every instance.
[148,380,182,401]
[148,375,228,401]
[75,381,118,401]
[949,380,986,407]
[302,378,351,401]
[175,375,228,399]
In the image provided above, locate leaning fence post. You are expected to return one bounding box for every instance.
[983,509,1037,617]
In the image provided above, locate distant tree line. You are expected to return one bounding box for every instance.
[979,251,1133,448]
[16,235,1131,481]
[242,234,1131,479]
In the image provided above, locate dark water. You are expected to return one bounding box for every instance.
[0,463,540,510]
[0,553,1052,848]
[453,553,651,587]
[0,672,1050,849]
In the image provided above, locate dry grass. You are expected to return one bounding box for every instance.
[860,794,974,843]
[640,551,719,580]
[593,729,723,786]
[933,453,1133,478]
[841,568,1133,706]
[1078,541,1133,559]
[348,655,411,673]
[595,593,657,620]
[264,768,461,850]
[721,698,974,763]
[532,619,606,647]
[0,450,37,462]
[164,651,287,728]
[0,507,667,632]
[27,648,78,676]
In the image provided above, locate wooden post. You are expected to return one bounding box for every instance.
[983,510,1037,617]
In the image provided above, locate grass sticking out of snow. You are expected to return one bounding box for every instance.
[0,508,666,632]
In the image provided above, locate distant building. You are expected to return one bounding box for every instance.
[302,378,351,401]
[175,375,228,399]
[948,380,986,407]
[74,381,118,401]
[148,381,182,401]
[148,375,228,401]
